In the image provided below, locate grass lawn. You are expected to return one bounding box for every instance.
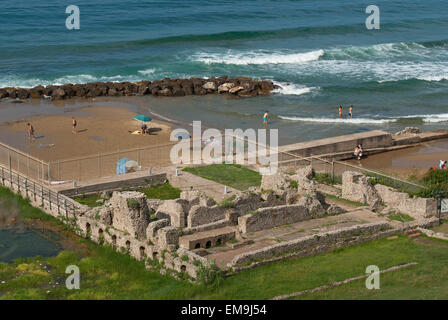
[2,185,448,299]
[72,183,181,207]
[388,213,415,223]
[140,183,181,200]
[324,193,366,207]
[73,194,102,208]
[183,164,261,191]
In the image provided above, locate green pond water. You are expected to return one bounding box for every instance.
[0,228,63,263]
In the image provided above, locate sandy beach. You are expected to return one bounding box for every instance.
[347,138,448,179]
[0,103,173,162]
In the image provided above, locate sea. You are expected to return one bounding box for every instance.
[1,0,448,144]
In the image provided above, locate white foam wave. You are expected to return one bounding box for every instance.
[272,82,317,96]
[279,113,448,124]
[138,68,156,75]
[193,49,324,65]
[278,116,394,124]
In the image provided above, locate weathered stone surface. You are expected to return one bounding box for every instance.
[146,219,170,239]
[238,204,317,233]
[218,82,235,93]
[342,171,382,209]
[109,191,151,240]
[203,82,216,91]
[157,226,179,250]
[261,172,290,193]
[229,86,244,94]
[188,205,226,228]
[395,127,421,135]
[155,199,188,227]
[374,184,437,218]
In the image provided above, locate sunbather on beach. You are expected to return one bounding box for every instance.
[339,105,342,118]
[348,105,353,118]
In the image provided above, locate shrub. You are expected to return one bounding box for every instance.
[196,261,224,287]
[219,195,236,208]
[127,199,140,210]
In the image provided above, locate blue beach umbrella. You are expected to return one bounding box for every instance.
[134,114,152,122]
[116,158,132,175]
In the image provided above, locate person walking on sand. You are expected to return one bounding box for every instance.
[263,111,269,125]
[348,105,353,119]
[338,105,342,118]
[72,117,77,134]
[27,123,35,141]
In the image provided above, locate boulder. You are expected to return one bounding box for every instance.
[229,86,244,94]
[52,88,66,100]
[203,82,216,91]
[218,82,235,93]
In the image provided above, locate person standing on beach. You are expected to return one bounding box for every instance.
[27,123,35,141]
[72,117,77,134]
[348,105,353,118]
[263,111,269,125]
[338,105,343,118]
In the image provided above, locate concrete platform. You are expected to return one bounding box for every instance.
[278,130,393,160]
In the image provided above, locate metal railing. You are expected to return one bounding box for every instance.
[0,163,79,217]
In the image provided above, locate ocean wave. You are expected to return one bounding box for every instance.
[279,113,448,124]
[272,82,318,96]
[192,49,324,65]
[278,116,394,124]
[138,68,156,75]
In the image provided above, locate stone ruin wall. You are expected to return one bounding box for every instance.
[341,171,437,219]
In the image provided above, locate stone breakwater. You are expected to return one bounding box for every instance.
[0,76,279,100]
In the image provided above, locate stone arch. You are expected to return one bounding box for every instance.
[206,240,211,249]
[194,243,201,249]
[139,246,146,258]
[86,223,91,235]
[180,265,187,273]
[216,238,222,245]
[152,251,158,260]
[98,228,104,237]
[125,240,131,253]
[111,235,117,246]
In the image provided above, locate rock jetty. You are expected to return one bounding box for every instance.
[0,76,279,100]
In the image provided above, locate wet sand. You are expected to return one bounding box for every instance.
[347,139,448,179]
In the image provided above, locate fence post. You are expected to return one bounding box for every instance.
[57,193,60,215]
[331,159,335,181]
[1,167,3,185]
[78,160,81,182]
[8,151,12,186]
[33,181,36,201]
[40,186,43,206]
[48,162,51,185]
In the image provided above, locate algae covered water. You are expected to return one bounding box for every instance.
[0,228,63,263]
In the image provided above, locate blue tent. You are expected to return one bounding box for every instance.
[116,158,132,175]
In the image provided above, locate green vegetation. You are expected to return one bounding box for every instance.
[313,172,341,185]
[126,199,140,210]
[140,183,181,200]
[415,169,448,198]
[388,213,415,222]
[73,183,181,207]
[324,193,366,207]
[73,194,102,208]
[183,164,261,191]
[3,185,448,300]
[289,180,298,190]
[219,195,236,209]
